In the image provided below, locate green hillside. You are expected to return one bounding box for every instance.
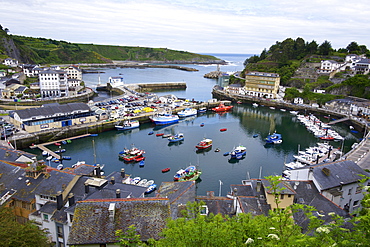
[0,25,221,65]
[78,44,221,62]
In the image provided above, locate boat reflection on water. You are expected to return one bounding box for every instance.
[168,141,184,147]
[196,146,212,154]
[228,156,246,164]
[152,122,178,131]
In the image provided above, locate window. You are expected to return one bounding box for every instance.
[348,188,352,195]
[57,226,63,238]
[280,194,284,199]
[43,214,48,221]
[353,200,360,207]
[356,186,362,194]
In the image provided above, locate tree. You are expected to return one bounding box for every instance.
[318,40,332,55]
[306,40,318,54]
[346,41,360,53]
[0,206,49,247]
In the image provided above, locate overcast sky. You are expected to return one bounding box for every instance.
[1,0,369,55]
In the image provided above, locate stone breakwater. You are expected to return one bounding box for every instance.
[204,71,225,78]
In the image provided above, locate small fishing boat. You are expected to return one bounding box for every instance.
[198,108,207,113]
[148,131,154,135]
[132,177,141,184]
[46,156,53,161]
[229,145,247,159]
[135,156,146,162]
[214,148,220,152]
[145,180,155,187]
[119,146,145,162]
[211,103,233,112]
[177,108,197,118]
[145,184,157,194]
[253,134,259,138]
[42,151,48,156]
[138,179,148,187]
[156,133,164,137]
[195,138,212,149]
[57,164,63,170]
[62,156,71,160]
[150,112,179,125]
[237,101,242,104]
[115,119,140,130]
[265,132,283,144]
[162,167,171,173]
[162,134,172,138]
[220,128,227,132]
[200,123,204,127]
[252,103,258,107]
[66,139,72,143]
[54,142,61,146]
[173,165,202,182]
[54,148,66,153]
[223,152,230,156]
[62,140,67,145]
[168,133,184,143]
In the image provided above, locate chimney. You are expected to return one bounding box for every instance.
[256,180,262,192]
[56,191,63,210]
[84,182,89,194]
[121,168,125,178]
[109,203,115,222]
[95,166,101,178]
[110,176,115,185]
[68,193,75,206]
[116,189,121,198]
[339,182,344,191]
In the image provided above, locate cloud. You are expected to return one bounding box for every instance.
[1,0,370,54]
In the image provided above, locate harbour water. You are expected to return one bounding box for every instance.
[25,54,362,196]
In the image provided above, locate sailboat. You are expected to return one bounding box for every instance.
[92,139,105,173]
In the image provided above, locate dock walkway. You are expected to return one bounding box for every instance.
[31,134,93,159]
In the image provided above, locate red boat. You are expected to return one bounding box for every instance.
[54,142,61,146]
[119,147,145,162]
[211,103,233,112]
[156,133,164,137]
[134,156,146,162]
[320,135,335,141]
[220,128,227,132]
[195,138,213,149]
[162,167,171,173]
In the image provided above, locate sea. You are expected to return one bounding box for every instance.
[25,54,362,196]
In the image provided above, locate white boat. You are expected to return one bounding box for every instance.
[115,119,140,130]
[42,151,48,156]
[46,156,53,161]
[150,113,179,125]
[290,111,298,115]
[132,177,141,184]
[177,108,197,118]
[145,184,157,194]
[145,180,155,187]
[138,179,148,187]
[252,103,258,107]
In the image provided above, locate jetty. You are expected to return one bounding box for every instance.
[30,134,93,159]
[328,117,350,125]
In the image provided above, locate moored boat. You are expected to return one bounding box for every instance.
[211,103,233,112]
[168,133,184,143]
[198,108,207,113]
[229,145,247,159]
[150,112,179,125]
[162,167,171,173]
[220,128,227,132]
[173,165,202,182]
[265,132,282,144]
[177,108,197,118]
[119,146,145,162]
[115,119,140,130]
[195,138,212,149]
[145,184,157,194]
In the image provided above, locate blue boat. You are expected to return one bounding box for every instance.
[139,160,145,167]
[229,145,247,159]
[265,132,282,144]
[168,133,184,143]
[62,156,72,160]
[198,108,207,113]
[177,108,197,118]
[145,184,157,194]
[150,113,179,125]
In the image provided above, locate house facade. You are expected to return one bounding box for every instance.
[65,66,82,81]
[3,58,18,67]
[319,60,343,73]
[244,72,280,99]
[39,69,69,98]
[288,160,368,214]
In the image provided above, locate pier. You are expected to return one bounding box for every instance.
[30,134,93,159]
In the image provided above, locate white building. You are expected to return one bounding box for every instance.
[319,60,343,73]
[39,69,68,98]
[3,58,18,67]
[288,160,368,214]
[108,76,124,88]
[65,66,82,81]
